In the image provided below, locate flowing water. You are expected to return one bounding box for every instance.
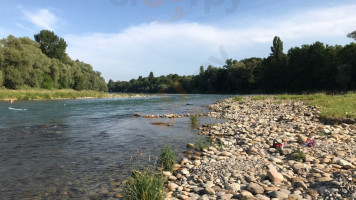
[0,94,231,199]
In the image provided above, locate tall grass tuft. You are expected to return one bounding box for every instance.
[195,136,212,151]
[123,170,165,200]
[190,113,199,128]
[160,145,176,172]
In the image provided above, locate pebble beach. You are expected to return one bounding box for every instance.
[163,97,356,200]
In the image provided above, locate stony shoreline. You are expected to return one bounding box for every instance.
[164,97,356,200]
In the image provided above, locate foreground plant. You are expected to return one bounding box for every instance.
[160,144,176,172]
[190,113,199,128]
[123,170,165,200]
[195,136,212,151]
[292,148,306,162]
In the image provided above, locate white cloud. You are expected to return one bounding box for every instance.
[23,8,58,31]
[65,3,356,81]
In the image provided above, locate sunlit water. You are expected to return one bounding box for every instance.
[0,94,230,199]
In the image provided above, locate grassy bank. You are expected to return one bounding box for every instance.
[0,89,145,101]
[273,92,356,123]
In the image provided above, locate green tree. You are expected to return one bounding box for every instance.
[0,71,4,87]
[73,74,88,91]
[347,30,356,41]
[149,71,154,81]
[4,66,24,89]
[271,36,284,59]
[34,30,67,61]
[41,74,54,89]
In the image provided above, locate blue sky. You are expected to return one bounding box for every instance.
[0,0,356,81]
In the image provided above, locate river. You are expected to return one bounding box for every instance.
[0,94,231,199]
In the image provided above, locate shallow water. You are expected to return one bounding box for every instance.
[0,94,230,199]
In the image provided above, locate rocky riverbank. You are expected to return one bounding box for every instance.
[164,97,356,200]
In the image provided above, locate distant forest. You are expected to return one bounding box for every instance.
[108,33,356,94]
[0,30,108,91]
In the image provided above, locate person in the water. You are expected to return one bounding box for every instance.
[9,98,14,104]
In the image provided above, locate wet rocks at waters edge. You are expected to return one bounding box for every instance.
[164,97,356,200]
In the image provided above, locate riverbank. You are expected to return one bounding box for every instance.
[164,95,356,199]
[0,89,147,101]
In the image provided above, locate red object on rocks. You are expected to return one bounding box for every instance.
[305,139,316,147]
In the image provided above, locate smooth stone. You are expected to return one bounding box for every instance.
[181,168,190,175]
[316,177,332,182]
[248,146,259,155]
[267,165,284,182]
[264,186,280,192]
[226,183,240,193]
[297,134,308,144]
[289,193,302,200]
[338,159,353,169]
[255,194,270,200]
[270,191,289,199]
[220,151,232,156]
[220,194,233,200]
[272,158,283,164]
[187,143,195,148]
[169,176,177,181]
[350,192,356,199]
[167,182,179,191]
[198,195,210,200]
[163,171,172,177]
[239,190,254,200]
[293,163,308,171]
[203,182,215,188]
[205,187,215,195]
[247,183,264,194]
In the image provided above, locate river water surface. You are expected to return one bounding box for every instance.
[0,94,230,199]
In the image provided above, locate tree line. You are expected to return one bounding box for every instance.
[108,33,356,94]
[0,30,108,91]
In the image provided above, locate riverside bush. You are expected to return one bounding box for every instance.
[160,145,176,172]
[123,170,165,200]
[195,136,212,151]
[292,149,306,162]
[190,113,199,128]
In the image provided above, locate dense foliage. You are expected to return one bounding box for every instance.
[108,36,356,94]
[0,33,107,91]
[348,30,356,41]
[34,30,67,61]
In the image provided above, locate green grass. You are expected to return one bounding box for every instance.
[123,170,165,200]
[233,96,243,102]
[159,145,176,172]
[292,148,306,162]
[251,95,268,101]
[271,100,282,104]
[195,136,212,151]
[0,88,145,101]
[274,92,356,120]
[190,113,199,128]
[216,141,224,151]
